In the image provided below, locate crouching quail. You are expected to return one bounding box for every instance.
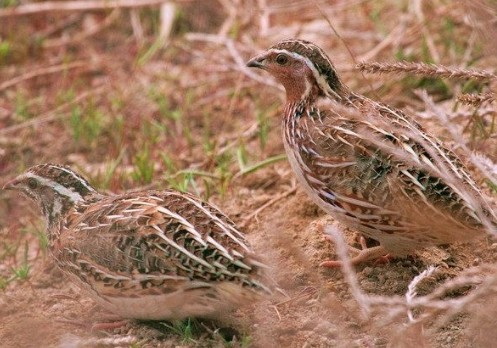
[4,164,273,319]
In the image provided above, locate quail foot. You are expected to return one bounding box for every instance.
[246,39,496,267]
[4,164,273,320]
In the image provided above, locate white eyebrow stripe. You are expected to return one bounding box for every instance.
[25,173,84,202]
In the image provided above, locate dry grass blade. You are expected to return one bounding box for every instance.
[357,61,497,80]
[0,61,89,91]
[323,224,371,317]
[0,0,173,17]
[239,184,297,228]
[59,334,138,347]
[159,2,176,39]
[185,33,283,90]
[275,286,317,307]
[44,9,121,48]
[405,266,437,322]
[366,265,495,326]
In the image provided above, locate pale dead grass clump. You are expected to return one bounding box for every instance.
[0,0,496,347]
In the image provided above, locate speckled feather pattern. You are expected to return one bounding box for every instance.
[58,190,264,289]
[5,164,272,320]
[248,39,496,258]
[284,95,495,253]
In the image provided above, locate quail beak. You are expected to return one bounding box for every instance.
[246,54,266,69]
[3,178,19,191]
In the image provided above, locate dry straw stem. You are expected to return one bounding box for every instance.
[239,184,297,228]
[159,2,176,39]
[185,33,283,91]
[411,0,440,63]
[371,264,495,326]
[43,9,121,48]
[60,334,138,347]
[0,61,88,91]
[357,61,497,81]
[405,266,437,322]
[323,225,371,317]
[0,0,174,17]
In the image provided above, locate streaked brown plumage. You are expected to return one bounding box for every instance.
[247,39,496,266]
[4,164,272,320]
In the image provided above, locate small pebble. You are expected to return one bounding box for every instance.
[362,266,373,276]
[384,271,396,279]
[374,337,388,347]
[305,298,318,306]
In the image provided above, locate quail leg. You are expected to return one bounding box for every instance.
[318,222,391,267]
[320,245,391,268]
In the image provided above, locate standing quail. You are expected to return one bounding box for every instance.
[246,39,496,266]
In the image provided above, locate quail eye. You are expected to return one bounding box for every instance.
[275,54,288,65]
[27,178,38,190]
